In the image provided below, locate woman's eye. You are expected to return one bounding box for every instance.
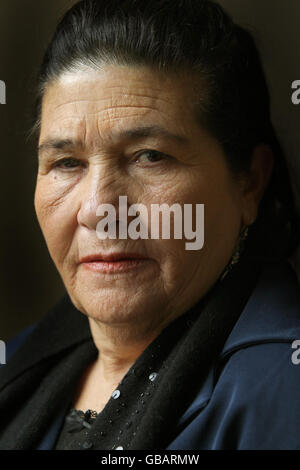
[134,150,170,166]
[53,158,84,171]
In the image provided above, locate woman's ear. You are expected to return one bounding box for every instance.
[241,144,274,226]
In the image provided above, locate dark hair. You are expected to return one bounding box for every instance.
[30,0,299,257]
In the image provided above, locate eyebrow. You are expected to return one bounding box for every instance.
[38,125,189,156]
[38,138,76,156]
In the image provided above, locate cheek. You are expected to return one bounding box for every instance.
[34,177,78,266]
[139,176,203,275]
[152,165,242,261]
[201,175,243,260]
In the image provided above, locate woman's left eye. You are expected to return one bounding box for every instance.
[134,150,170,166]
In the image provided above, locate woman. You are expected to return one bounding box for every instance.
[0,0,300,450]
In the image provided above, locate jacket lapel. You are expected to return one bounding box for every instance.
[167,258,300,445]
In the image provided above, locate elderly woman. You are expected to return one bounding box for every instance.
[0,0,300,451]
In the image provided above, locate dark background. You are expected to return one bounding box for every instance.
[0,0,299,341]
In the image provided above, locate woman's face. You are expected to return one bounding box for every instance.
[35,65,252,334]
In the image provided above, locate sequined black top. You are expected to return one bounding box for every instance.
[55,408,100,450]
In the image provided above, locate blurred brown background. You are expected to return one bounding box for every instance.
[0,0,299,341]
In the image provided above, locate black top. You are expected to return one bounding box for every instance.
[55,408,99,450]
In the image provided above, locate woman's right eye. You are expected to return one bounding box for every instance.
[52,158,85,171]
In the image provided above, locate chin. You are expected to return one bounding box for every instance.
[68,288,162,328]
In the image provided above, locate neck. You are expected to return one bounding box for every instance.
[87,316,166,384]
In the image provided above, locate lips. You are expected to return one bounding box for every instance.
[78,252,152,274]
[79,252,149,263]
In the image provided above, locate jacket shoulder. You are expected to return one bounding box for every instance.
[212,341,300,449]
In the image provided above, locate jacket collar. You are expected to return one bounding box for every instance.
[175,257,300,430]
[219,257,300,360]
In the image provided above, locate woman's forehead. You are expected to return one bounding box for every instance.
[39,65,202,145]
[42,65,198,112]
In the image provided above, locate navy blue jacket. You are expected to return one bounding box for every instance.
[3,258,300,449]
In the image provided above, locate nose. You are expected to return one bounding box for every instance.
[77,165,124,232]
